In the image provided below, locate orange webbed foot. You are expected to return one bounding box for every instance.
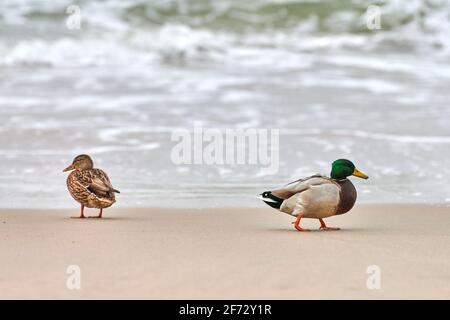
[319,218,340,231]
[319,226,340,231]
[292,215,310,232]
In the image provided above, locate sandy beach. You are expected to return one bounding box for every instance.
[1,204,449,299]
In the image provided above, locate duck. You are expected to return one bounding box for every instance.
[260,159,368,231]
[63,154,120,219]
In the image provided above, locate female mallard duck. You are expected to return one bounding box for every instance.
[63,154,120,219]
[260,159,368,231]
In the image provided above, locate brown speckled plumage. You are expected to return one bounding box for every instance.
[67,169,116,209]
[63,154,119,218]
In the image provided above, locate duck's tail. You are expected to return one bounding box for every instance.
[259,191,283,209]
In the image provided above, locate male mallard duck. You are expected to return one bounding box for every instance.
[63,154,120,219]
[260,159,368,231]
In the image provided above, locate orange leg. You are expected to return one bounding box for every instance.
[88,208,103,219]
[319,218,340,231]
[71,205,85,219]
[292,214,310,232]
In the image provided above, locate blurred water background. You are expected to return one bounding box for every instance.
[1,0,450,208]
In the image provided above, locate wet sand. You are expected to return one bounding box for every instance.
[1,204,449,299]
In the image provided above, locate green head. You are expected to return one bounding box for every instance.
[330,159,369,180]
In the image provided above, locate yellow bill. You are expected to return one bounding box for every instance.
[352,168,369,179]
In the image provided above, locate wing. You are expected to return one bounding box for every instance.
[86,169,119,198]
[271,174,332,199]
[278,176,341,217]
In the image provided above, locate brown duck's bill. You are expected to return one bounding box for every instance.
[63,164,75,172]
[352,168,369,179]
